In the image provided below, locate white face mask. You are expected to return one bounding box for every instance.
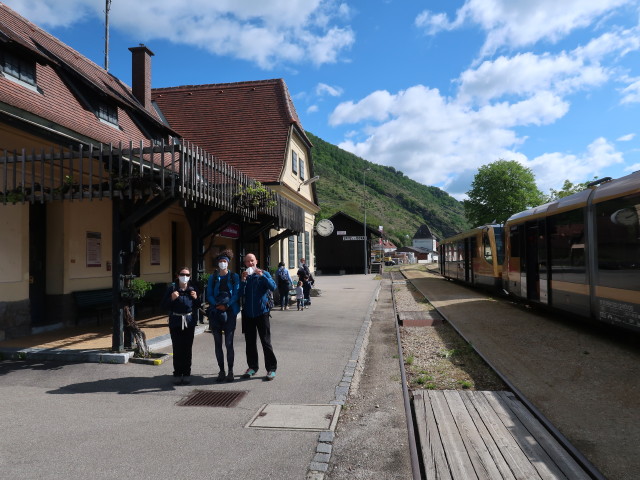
[179,275,190,284]
[218,262,228,270]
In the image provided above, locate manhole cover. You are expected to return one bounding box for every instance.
[246,404,341,431]
[177,390,246,407]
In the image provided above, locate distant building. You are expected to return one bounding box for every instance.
[315,212,381,274]
[413,224,437,251]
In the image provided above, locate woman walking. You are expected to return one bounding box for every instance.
[275,261,293,310]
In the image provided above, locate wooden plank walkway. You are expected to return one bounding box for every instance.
[413,390,591,480]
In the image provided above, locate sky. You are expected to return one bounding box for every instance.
[5,0,640,200]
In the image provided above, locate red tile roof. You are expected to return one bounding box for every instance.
[152,79,309,183]
[0,3,172,145]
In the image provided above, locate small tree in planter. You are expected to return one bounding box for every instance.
[121,275,153,358]
[233,181,277,210]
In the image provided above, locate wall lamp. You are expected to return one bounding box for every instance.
[298,175,320,191]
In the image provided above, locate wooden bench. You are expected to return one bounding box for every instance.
[73,288,113,325]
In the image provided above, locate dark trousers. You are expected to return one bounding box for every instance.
[211,312,237,372]
[243,313,277,372]
[169,323,196,376]
[277,284,290,307]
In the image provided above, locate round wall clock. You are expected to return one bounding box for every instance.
[316,218,334,236]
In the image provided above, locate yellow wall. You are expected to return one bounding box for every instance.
[0,204,29,301]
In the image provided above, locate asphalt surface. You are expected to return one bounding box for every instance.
[0,274,381,480]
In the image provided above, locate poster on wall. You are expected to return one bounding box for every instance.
[150,237,161,265]
[86,232,101,267]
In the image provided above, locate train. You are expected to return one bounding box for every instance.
[439,170,640,332]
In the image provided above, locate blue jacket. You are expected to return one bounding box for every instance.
[240,271,276,317]
[206,271,240,316]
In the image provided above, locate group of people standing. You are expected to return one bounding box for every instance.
[275,258,314,311]
[161,250,278,385]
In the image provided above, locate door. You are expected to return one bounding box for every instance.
[29,203,47,325]
[525,222,540,301]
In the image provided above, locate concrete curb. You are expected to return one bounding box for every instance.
[307,279,382,479]
[0,324,207,364]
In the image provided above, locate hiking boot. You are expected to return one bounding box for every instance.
[241,368,257,379]
[216,371,226,382]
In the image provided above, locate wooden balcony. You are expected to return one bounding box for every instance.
[1,139,305,231]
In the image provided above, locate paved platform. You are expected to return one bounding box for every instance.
[0,274,380,480]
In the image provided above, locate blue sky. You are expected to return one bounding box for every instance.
[5,0,640,199]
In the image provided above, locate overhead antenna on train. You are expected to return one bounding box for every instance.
[587,177,612,188]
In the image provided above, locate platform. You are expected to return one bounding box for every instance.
[414,390,590,480]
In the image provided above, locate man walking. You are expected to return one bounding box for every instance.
[239,253,278,381]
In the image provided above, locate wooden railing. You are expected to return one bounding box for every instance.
[1,140,305,231]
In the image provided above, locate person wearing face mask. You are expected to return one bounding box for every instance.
[239,252,278,381]
[206,250,240,382]
[296,258,314,307]
[161,266,200,385]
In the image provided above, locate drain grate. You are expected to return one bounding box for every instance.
[177,390,246,407]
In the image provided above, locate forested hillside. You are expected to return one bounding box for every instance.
[307,132,470,246]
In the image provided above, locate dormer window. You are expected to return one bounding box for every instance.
[292,151,298,174]
[1,50,36,88]
[299,157,305,181]
[97,102,118,126]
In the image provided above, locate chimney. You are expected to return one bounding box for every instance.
[129,44,154,111]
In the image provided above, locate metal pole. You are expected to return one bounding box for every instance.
[104,0,111,71]
[363,168,370,275]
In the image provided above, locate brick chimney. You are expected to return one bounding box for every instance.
[129,45,154,111]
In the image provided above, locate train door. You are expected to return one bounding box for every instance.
[525,222,540,301]
[464,238,473,283]
[524,220,548,303]
[468,236,476,284]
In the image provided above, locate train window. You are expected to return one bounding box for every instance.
[509,226,521,258]
[483,232,493,264]
[595,194,640,291]
[548,209,586,284]
[494,226,505,264]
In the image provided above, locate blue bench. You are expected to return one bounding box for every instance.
[73,288,113,325]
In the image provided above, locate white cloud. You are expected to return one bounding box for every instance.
[416,0,633,56]
[316,83,344,97]
[625,163,640,171]
[3,0,354,69]
[307,105,319,113]
[528,137,624,192]
[617,133,636,141]
[458,52,607,103]
[620,78,640,104]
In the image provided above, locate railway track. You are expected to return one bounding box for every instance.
[389,267,626,479]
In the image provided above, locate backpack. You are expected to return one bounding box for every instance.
[266,289,275,310]
[278,268,289,282]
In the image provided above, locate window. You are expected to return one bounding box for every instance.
[595,194,640,291]
[483,232,493,264]
[1,50,36,86]
[548,209,586,284]
[288,236,295,268]
[297,233,303,264]
[493,226,505,265]
[292,151,298,174]
[305,231,310,263]
[97,102,118,126]
[299,158,305,181]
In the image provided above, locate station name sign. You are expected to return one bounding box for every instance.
[342,236,366,241]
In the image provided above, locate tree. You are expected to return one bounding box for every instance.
[463,160,543,226]
[542,178,594,203]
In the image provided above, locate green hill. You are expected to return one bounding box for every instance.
[307,132,470,246]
